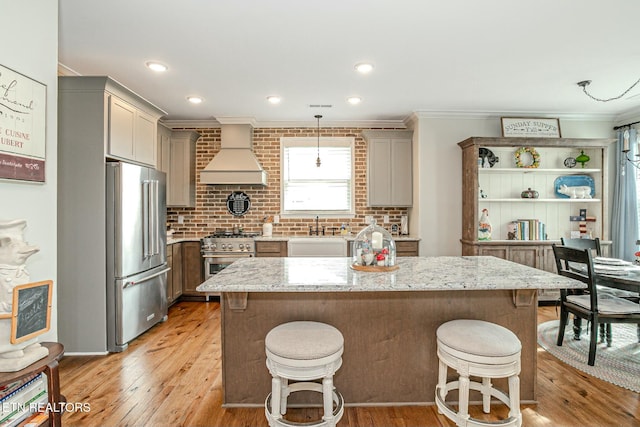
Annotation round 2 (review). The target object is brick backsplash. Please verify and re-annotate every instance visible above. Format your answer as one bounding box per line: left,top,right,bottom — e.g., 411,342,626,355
166,126,409,237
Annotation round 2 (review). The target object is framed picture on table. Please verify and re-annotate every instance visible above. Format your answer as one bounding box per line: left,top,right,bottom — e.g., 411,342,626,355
10,280,53,344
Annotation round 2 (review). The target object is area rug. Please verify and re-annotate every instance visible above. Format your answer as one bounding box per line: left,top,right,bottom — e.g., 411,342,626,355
537,320,640,393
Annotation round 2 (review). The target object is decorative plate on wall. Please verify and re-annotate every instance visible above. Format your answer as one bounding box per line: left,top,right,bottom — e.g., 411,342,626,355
554,175,595,198
226,191,251,216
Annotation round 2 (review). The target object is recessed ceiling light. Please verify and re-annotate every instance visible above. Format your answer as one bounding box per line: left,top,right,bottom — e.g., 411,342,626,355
347,96,362,105
145,61,168,72
267,95,281,104
187,96,204,104
354,63,374,74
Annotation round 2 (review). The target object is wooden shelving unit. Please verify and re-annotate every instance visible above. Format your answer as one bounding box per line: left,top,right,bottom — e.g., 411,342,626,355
459,136,615,302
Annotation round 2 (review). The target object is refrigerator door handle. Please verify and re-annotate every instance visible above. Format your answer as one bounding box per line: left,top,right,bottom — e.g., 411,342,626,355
123,267,171,288
153,179,160,256
149,179,156,256
142,180,151,258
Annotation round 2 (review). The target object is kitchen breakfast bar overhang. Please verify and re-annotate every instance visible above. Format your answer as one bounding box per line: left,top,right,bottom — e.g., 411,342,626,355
197,256,583,407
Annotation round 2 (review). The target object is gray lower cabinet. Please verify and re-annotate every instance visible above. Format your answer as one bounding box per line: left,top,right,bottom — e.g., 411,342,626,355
181,241,204,297
256,241,288,257
167,243,183,305
348,240,419,257
475,243,559,302
395,241,420,257
167,242,202,301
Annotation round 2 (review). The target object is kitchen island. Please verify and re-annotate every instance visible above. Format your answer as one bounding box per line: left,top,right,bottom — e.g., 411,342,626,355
197,256,583,407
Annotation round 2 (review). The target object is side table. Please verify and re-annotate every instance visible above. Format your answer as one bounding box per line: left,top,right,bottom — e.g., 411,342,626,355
0,342,65,427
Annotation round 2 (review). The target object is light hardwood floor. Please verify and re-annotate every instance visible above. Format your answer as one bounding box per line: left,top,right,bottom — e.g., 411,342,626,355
59,301,639,427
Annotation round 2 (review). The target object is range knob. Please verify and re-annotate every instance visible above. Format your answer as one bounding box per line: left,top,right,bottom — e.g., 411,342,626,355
221,243,227,250
239,243,245,250
212,243,217,250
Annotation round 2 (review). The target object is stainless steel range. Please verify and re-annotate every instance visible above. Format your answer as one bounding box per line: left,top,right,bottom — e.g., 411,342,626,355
201,232,257,282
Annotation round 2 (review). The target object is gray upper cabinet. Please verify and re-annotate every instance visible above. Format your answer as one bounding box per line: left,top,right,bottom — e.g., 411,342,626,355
157,124,172,174
108,90,159,166
158,128,200,207
363,130,413,207
59,76,166,168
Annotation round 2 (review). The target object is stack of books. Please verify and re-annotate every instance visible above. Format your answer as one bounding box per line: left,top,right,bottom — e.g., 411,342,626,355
0,373,48,427
507,219,547,241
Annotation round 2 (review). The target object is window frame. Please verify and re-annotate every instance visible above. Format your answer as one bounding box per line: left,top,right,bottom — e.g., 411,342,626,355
280,136,356,218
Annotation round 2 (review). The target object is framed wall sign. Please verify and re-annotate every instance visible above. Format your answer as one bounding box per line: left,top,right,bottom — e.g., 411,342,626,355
501,117,561,138
10,280,53,344
0,64,47,182
226,191,251,216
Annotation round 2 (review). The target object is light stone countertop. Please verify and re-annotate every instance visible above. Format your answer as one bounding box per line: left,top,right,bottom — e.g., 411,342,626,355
197,256,584,293
254,234,420,241
166,236,200,245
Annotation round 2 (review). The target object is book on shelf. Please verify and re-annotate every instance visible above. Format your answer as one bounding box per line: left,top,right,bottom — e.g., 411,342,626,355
0,373,48,427
507,219,547,241
0,374,40,401
20,410,48,427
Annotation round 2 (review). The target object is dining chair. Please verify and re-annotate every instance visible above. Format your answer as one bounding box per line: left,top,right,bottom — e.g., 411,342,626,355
560,237,602,256
552,244,640,366
560,237,608,342
560,237,640,345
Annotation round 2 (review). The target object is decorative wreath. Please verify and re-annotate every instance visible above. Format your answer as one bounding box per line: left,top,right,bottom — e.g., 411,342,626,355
515,147,540,168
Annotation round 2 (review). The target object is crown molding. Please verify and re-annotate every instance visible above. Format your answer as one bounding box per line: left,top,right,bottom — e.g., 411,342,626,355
256,119,407,128
160,118,407,129
613,107,640,126
160,119,220,129
214,116,258,126
57,62,81,76
160,110,626,131
410,109,618,121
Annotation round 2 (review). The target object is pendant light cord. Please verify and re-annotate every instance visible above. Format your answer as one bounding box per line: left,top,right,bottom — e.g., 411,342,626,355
315,114,322,167
578,78,640,102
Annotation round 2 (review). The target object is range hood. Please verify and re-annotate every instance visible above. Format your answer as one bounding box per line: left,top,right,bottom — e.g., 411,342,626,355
200,123,267,186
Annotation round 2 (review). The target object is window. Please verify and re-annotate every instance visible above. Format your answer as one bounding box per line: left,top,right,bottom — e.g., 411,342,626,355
281,137,354,216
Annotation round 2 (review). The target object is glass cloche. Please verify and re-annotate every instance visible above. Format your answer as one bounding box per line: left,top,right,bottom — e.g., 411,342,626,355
351,219,398,271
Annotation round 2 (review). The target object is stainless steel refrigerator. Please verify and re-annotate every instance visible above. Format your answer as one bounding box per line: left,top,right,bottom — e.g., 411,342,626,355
106,162,169,352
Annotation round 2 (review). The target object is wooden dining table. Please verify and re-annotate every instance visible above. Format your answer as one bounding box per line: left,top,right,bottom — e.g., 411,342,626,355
596,269,640,294
567,259,640,342
593,264,640,342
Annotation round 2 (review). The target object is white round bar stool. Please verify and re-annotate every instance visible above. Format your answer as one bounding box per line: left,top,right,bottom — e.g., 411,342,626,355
265,321,344,427
435,319,522,427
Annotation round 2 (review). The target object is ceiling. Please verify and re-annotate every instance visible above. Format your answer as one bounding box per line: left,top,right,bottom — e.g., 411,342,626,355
58,0,640,125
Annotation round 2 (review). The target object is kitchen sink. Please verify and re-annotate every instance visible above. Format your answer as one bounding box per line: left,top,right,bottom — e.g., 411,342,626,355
287,237,347,257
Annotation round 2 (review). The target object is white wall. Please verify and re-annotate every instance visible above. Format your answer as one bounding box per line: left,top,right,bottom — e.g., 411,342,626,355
0,0,58,341
412,114,615,256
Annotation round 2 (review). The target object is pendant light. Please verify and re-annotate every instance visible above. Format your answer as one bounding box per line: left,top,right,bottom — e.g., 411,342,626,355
315,114,322,167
